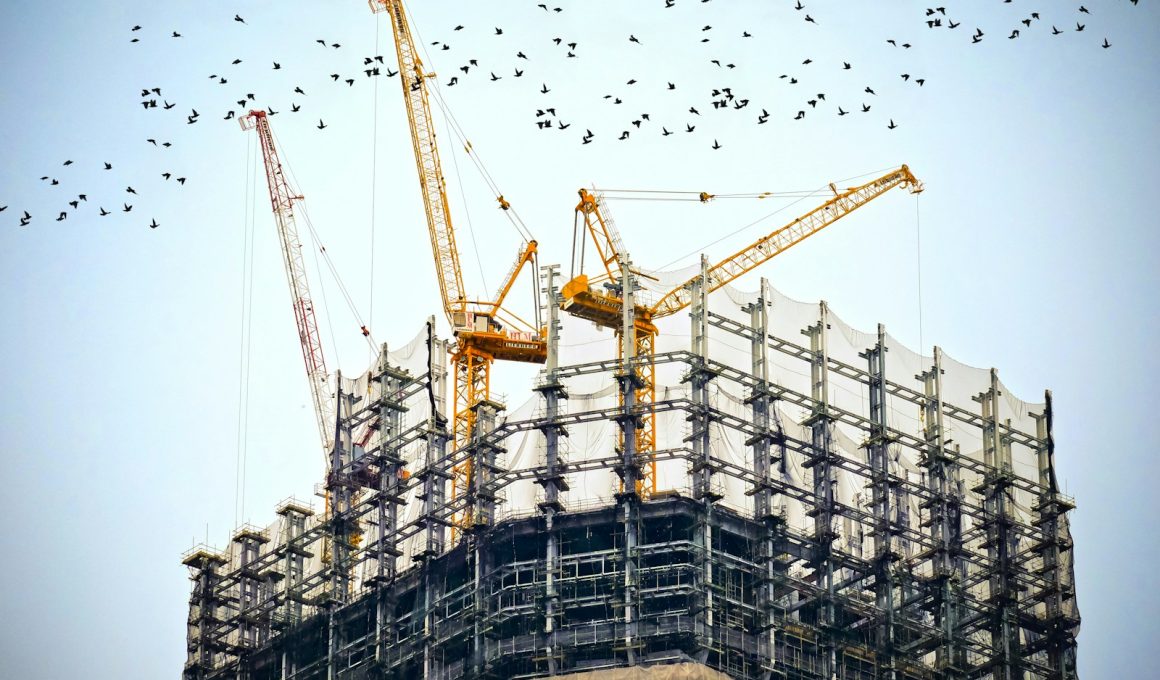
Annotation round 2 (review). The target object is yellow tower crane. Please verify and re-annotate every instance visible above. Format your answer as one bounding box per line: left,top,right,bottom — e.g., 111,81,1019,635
562,165,923,497
367,0,548,533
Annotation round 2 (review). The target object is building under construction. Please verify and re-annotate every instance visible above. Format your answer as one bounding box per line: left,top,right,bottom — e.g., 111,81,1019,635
184,3,1079,678
182,265,1081,680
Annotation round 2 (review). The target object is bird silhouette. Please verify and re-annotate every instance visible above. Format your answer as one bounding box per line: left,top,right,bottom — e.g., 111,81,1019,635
291,103,301,112
172,31,181,38
865,86,876,95
843,62,851,69
150,219,160,229
794,111,805,120
295,86,306,95
1076,23,1085,31
629,35,641,44
887,119,897,130
861,103,871,112
99,207,110,216
686,123,696,132
1102,37,1110,48
57,212,67,222
711,139,721,149
837,107,848,116
126,186,137,194
317,119,327,129
619,131,630,140
805,15,816,24
662,127,672,136
540,83,550,93
104,162,113,170
124,203,133,212
273,62,281,70
62,160,73,166
234,14,245,24
177,177,187,185
1079,5,1089,13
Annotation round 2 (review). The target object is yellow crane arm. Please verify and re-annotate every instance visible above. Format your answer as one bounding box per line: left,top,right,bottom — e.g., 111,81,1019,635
649,165,923,319
481,241,538,321
373,0,466,321
574,189,626,285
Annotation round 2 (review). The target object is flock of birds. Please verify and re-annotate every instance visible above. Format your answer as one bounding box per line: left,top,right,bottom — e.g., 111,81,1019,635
3,1,1137,229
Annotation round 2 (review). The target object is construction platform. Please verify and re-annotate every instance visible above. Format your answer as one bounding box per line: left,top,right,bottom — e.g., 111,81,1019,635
183,267,1080,679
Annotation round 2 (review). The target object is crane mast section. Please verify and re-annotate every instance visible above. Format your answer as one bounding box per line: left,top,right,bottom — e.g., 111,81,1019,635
250,112,335,451
381,0,466,320
650,166,922,318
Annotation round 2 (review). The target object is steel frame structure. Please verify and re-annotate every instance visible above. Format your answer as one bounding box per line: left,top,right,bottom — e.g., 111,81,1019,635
184,269,1079,680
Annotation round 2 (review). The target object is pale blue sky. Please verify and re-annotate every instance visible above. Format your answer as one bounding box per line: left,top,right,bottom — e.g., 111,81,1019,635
0,1,1156,677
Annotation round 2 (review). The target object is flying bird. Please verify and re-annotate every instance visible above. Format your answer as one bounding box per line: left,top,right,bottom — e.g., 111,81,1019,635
234,14,245,24
123,203,133,212
317,119,327,129
711,139,721,150
126,186,137,194
99,207,110,216
150,219,160,229
629,35,641,44
887,119,897,130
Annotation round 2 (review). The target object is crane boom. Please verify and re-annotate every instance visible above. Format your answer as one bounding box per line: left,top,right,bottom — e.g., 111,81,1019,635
650,165,923,318
240,110,335,452
376,0,465,322
561,165,922,498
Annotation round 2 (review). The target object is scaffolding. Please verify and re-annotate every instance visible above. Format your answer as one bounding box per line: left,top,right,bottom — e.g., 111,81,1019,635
184,266,1079,680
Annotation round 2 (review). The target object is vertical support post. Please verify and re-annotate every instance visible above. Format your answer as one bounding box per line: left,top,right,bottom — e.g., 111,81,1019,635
687,256,719,654
802,302,837,677
974,369,1022,680
745,278,784,672
918,348,966,677
183,550,228,680
417,318,449,680
275,500,312,678
467,401,501,676
614,256,641,666
535,265,568,676
862,324,898,679
1031,391,1080,679
371,342,408,664
327,371,355,680
234,527,271,675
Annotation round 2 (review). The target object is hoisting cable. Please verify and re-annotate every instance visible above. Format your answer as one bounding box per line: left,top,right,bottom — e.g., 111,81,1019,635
274,130,379,354
651,165,907,271
448,123,490,299
234,133,259,527
916,192,924,355
368,10,382,362
405,5,535,244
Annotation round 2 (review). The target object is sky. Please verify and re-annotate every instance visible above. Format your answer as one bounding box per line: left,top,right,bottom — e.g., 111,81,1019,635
0,1,1156,677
